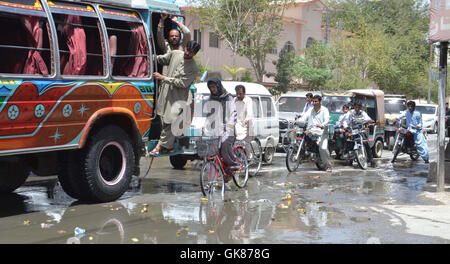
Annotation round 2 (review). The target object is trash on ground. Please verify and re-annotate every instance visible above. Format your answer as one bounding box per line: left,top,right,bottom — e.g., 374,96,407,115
74,227,86,236
40,223,53,229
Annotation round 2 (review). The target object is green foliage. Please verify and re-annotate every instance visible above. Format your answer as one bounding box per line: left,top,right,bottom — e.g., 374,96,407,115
323,0,432,98
267,48,296,95
194,55,213,82
239,70,256,83
293,42,333,90
222,64,245,80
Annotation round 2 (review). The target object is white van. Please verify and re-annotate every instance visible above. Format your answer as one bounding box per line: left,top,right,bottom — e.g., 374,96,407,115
169,81,279,169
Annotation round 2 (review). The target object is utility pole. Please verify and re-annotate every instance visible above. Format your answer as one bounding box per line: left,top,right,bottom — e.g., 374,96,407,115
428,43,433,104
313,8,343,44
437,41,448,192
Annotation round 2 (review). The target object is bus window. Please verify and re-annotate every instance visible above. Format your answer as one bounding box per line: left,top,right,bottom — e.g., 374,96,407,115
101,7,150,78
0,0,51,76
49,1,104,76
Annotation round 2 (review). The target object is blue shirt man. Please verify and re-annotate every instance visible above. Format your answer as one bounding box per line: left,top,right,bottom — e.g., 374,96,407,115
393,101,429,163
302,93,313,114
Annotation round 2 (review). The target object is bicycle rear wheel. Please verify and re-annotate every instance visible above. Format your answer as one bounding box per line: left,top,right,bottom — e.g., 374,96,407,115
282,130,295,153
200,160,224,197
248,139,262,177
232,146,249,188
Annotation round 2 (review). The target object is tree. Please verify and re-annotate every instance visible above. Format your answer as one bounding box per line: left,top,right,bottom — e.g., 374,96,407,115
267,47,296,95
323,0,431,97
187,0,256,66
294,41,333,90
187,0,293,83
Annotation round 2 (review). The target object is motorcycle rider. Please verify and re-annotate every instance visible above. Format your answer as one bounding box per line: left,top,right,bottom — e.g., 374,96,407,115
392,100,429,163
347,101,376,168
336,104,351,159
295,94,332,172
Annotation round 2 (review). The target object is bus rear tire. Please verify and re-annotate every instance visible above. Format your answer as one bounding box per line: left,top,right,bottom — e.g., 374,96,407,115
0,161,30,194
170,155,187,169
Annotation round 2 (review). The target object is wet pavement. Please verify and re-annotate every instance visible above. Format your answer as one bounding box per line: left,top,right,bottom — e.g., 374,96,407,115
0,134,449,244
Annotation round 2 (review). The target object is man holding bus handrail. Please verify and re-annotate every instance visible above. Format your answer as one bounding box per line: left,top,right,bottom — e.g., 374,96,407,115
157,11,191,54
150,40,200,155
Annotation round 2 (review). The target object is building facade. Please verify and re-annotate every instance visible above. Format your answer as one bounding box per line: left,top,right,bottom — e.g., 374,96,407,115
181,0,327,86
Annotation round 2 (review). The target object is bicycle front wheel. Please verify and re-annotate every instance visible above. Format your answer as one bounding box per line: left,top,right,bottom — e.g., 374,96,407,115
200,160,224,197
248,139,263,177
232,146,249,188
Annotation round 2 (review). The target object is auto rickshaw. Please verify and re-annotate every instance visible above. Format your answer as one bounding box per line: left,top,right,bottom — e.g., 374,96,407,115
348,89,385,158
322,91,353,159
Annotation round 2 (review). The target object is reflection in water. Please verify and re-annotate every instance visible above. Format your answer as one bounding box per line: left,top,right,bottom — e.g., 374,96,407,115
0,180,74,218
159,196,277,244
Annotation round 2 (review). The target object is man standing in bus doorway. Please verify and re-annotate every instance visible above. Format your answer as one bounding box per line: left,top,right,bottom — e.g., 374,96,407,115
157,11,191,54
150,40,200,155
235,85,254,156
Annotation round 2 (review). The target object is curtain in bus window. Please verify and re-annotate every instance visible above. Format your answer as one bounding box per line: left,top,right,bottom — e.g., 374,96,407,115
22,16,49,75
62,15,87,75
123,22,148,77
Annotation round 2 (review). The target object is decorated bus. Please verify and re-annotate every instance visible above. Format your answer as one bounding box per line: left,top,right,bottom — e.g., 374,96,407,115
0,0,181,202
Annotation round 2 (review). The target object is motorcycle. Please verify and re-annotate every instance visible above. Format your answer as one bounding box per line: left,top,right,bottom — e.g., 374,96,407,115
391,119,420,163
340,121,371,170
285,123,327,172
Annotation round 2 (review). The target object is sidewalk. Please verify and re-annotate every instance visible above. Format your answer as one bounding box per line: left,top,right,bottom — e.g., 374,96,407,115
379,187,450,241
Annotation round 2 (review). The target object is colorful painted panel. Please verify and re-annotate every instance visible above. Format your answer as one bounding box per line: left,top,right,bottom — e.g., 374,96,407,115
0,79,154,153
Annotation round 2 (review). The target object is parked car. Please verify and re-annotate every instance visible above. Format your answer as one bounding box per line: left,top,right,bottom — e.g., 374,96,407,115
173,81,279,168
415,103,438,134
275,91,321,150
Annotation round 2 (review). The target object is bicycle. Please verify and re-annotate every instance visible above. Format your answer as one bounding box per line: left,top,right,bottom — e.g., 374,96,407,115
234,138,262,177
196,137,249,197
281,114,301,153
